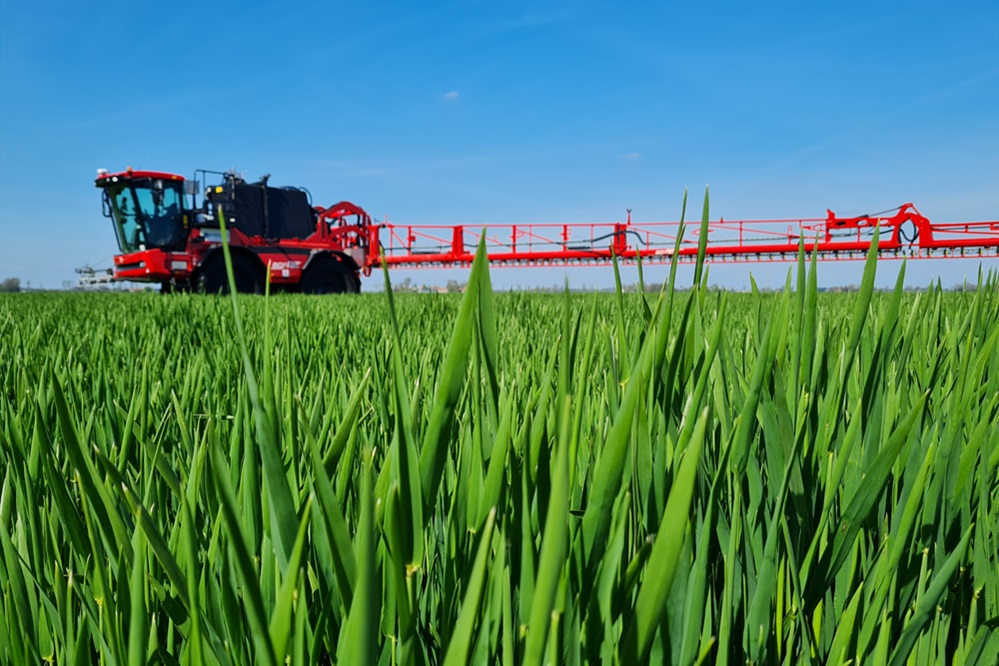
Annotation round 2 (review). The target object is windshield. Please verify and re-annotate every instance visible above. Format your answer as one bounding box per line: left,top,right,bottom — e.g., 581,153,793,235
104,179,186,253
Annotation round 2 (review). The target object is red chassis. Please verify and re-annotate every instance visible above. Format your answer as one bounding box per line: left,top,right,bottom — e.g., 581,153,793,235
110,203,377,285
97,169,379,293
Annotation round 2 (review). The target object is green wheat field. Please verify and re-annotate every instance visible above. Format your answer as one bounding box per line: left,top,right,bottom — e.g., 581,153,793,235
2,213,998,664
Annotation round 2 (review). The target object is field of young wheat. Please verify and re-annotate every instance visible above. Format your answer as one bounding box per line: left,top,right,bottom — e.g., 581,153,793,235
2,227,998,664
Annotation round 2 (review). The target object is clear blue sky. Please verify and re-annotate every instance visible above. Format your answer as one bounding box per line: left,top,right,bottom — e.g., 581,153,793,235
1,1,997,290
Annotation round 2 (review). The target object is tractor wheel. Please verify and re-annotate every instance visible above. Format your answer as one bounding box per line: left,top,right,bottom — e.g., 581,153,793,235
301,257,359,294
197,254,262,294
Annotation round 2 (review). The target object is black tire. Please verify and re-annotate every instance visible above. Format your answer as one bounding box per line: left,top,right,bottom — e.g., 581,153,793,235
196,254,263,294
300,257,359,294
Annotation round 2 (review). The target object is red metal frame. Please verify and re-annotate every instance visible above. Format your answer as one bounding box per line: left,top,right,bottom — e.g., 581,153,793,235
111,218,377,284
374,203,999,269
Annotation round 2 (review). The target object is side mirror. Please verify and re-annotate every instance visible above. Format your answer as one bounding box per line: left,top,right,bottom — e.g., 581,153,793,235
152,179,165,208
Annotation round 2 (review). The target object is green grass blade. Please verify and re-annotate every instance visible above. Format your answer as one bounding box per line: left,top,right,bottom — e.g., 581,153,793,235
209,445,278,666
419,236,487,512
692,187,711,287
621,407,707,664
343,450,379,665
523,396,572,666
826,582,863,665
887,523,975,666
443,508,497,666
811,391,928,605
269,496,313,661
127,522,148,666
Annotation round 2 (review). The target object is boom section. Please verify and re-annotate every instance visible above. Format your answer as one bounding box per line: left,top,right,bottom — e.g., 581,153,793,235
376,203,999,268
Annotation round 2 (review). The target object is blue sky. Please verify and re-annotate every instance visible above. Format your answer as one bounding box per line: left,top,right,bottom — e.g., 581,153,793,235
1,0,997,290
